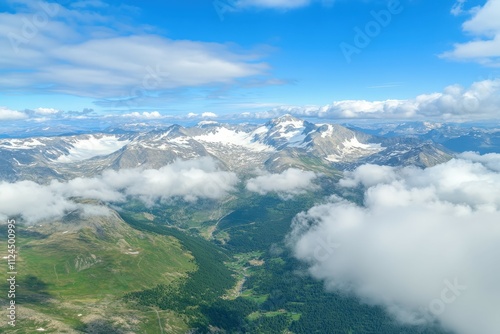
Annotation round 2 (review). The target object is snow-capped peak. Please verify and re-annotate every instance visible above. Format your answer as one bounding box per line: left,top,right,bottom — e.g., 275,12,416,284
268,114,304,127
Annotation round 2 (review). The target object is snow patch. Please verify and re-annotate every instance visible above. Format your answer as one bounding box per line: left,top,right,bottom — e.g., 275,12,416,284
287,132,307,147
325,154,341,162
272,120,305,139
325,136,383,162
168,136,191,146
56,136,130,163
0,138,46,150
194,128,274,152
342,136,380,150
321,124,334,138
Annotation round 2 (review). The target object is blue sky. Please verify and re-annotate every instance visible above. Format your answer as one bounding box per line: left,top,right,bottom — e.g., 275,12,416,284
0,0,500,122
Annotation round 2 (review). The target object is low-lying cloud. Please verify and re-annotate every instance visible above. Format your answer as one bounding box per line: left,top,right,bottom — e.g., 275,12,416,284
0,158,238,224
288,153,500,334
246,168,318,198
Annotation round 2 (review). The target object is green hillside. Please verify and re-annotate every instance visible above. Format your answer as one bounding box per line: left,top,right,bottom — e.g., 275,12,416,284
0,209,196,333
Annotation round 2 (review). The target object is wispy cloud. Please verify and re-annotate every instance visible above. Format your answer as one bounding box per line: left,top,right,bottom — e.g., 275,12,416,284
0,1,270,100
70,0,109,9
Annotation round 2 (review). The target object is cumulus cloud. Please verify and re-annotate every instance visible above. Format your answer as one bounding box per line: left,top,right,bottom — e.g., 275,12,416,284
123,111,163,119
442,0,500,66
288,154,500,334
34,107,60,115
458,151,500,172
201,112,218,118
246,168,318,198
338,164,396,188
243,79,500,120
0,180,82,224
0,1,269,99
0,106,27,120
0,158,238,223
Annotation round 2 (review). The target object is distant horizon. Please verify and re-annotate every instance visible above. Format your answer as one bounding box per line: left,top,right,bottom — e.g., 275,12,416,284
1,112,500,140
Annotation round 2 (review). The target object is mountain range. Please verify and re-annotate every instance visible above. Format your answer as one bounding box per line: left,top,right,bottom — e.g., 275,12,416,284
0,115,454,183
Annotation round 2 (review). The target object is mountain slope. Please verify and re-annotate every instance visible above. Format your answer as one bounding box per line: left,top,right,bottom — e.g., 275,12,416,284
0,204,196,333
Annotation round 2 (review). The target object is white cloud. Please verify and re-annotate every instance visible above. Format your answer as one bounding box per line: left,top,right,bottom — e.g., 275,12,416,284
0,180,82,223
338,164,396,188
123,111,163,119
34,107,60,115
0,158,238,223
93,158,238,203
461,0,500,37
201,112,218,118
236,0,312,9
458,151,500,172
246,168,318,197
0,2,269,99
289,154,500,334
0,106,27,120
442,0,500,66
56,135,130,163
245,79,500,120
